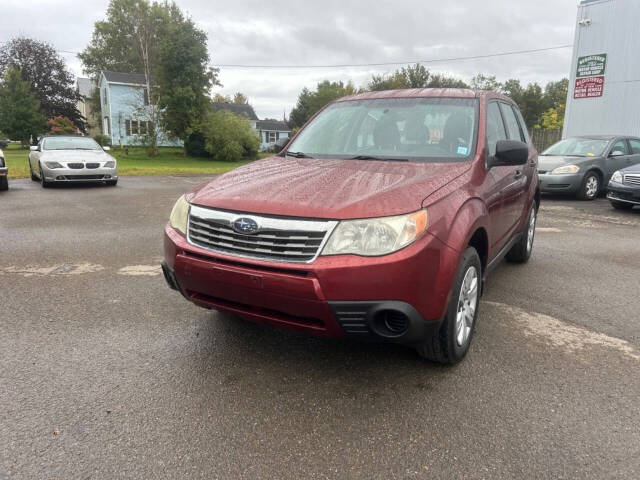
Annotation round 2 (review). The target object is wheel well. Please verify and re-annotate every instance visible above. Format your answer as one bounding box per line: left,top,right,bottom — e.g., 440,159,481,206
586,168,603,183
468,228,488,272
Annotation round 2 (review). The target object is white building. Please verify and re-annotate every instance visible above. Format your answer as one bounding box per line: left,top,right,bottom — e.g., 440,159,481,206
563,0,640,138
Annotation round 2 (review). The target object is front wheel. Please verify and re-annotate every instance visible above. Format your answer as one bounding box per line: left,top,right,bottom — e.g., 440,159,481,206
506,204,537,263
0,176,8,191
416,247,481,364
578,172,600,200
39,165,50,188
29,161,38,181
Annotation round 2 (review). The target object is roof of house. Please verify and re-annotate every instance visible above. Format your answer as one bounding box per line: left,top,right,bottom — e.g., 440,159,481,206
77,78,96,98
212,102,258,121
102,71,149,85
256,119,290,132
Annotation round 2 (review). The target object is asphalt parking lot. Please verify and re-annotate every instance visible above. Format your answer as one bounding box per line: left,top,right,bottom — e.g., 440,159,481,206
1,176,639,479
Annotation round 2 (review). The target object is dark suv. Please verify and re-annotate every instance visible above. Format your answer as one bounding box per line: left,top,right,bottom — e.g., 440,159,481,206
162,89,539,364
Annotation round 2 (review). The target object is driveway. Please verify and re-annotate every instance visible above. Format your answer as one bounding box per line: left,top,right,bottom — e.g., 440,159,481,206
1,177,639,479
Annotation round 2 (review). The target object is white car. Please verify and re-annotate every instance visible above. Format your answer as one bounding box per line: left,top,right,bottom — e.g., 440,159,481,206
28,136,118,187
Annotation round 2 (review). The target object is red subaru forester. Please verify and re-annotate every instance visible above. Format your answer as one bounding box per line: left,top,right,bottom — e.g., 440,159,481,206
163,89,539,363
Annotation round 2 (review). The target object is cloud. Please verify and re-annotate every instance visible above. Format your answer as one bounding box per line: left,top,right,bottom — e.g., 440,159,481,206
1,0,578,119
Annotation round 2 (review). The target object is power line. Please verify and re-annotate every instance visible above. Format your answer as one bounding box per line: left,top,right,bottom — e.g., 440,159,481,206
212,45,574,69
57,44,573,69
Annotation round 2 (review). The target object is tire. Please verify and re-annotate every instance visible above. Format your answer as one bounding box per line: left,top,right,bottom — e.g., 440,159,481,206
106,179,118,186
506,203,537,264
29,161,38,181
39,164,50,188
416,247,481,364
577,172,600,200
609,200,633,210
0,175,7,191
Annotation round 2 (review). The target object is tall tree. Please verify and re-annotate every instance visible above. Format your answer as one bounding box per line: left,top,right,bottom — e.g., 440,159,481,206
0,37,85,132
79,0,217,152
470,74,502,91
0,67,45,146
368,64,468,91
233,93,248,104
289,80,356,129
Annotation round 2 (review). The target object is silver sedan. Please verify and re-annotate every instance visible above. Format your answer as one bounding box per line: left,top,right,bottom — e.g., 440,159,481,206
28,136,118,187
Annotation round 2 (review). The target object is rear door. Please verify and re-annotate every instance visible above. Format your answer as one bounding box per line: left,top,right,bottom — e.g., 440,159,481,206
626,138,640,168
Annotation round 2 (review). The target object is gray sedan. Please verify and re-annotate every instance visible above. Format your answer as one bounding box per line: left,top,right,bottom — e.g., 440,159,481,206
538,135,640,200
28,136,118,188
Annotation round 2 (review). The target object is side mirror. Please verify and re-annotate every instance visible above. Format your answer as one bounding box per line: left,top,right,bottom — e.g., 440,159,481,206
103,146,111,151
30,146,39,152
274,137,290,154
609,150,624,157
488,140,529,168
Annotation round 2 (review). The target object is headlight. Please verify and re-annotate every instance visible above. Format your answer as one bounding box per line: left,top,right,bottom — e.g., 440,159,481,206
551,165,579,174
44,161,63,169
169,195,190,235
321,210,428,257
611,170,623,184
104,161,116,168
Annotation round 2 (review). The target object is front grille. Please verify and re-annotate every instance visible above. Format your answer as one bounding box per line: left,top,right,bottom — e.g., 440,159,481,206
187,205,336,263
67,163,84,169
86,163,100,169
623,173,640,186
62,174,105,180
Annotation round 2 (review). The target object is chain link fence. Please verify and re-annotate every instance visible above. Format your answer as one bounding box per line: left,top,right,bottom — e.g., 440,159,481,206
531,129,562,153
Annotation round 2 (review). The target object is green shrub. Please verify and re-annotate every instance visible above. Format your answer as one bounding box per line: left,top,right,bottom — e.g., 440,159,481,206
185,131,209,158
201,111,260,162
93,134,112,146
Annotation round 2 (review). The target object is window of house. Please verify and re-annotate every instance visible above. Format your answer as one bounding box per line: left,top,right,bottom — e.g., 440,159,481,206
103,116,110,136
126,119,152,136
143,88,149,106
266,131,277,143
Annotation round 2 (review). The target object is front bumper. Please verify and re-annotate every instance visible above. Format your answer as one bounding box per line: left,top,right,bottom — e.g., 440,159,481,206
41,165,118,182
163,224,458,344
538,172,582,194
607,181,640,205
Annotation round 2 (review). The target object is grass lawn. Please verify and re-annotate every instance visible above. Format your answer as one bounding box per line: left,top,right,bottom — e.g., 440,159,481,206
2,143,268,179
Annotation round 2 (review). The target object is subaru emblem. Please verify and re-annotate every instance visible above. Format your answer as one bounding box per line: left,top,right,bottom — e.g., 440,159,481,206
232,217,259,234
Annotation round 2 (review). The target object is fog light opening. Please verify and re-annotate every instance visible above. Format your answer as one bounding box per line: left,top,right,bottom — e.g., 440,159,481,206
372,309,410,337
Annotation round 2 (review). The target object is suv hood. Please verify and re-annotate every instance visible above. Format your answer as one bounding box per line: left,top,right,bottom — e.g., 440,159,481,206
188,156,470,219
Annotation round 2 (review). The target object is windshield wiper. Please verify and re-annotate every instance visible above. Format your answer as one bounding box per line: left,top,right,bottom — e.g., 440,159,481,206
350,155,408,162
285,151,313,158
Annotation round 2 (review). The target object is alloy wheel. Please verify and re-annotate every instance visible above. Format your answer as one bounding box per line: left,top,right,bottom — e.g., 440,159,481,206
585,175,599,198
526,207,537,254
455,266,478,347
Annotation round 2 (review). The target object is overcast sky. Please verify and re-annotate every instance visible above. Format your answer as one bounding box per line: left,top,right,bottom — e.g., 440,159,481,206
2,0,579,119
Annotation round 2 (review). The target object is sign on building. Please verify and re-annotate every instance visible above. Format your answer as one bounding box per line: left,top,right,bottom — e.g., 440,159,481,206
576,54,607,78
574,76,605,99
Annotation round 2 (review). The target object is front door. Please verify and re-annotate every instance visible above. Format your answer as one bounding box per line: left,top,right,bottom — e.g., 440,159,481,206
607,138,632,181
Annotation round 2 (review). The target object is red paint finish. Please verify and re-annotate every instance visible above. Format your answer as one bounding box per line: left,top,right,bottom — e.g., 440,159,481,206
165,89,539,340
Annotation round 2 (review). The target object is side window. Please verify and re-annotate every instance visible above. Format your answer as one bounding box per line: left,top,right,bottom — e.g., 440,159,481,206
610,139,629,156
628,139,640,154
486,102,507,157
500,103,524,142
512,106,530,143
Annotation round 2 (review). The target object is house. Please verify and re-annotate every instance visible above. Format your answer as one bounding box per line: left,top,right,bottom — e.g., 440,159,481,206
98,71,182,147
211,102,291,150
76,78,100,136
255,119,291,150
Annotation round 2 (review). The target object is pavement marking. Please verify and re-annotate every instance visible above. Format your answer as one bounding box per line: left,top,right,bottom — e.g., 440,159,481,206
484,301,640,361
0,263,105,277
116,265,162,276
536,227,563,233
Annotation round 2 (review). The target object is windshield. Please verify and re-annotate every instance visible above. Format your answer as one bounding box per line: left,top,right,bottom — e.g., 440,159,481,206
286,97,478,162
43,137,102,151
542,138,608,157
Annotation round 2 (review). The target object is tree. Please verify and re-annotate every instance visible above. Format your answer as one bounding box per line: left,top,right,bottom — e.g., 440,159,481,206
233,93,248,104
368,64,469,91
289,80,356,129
79,0,218,153
212,93,232,103
536,107,563,131
0,37,85,132
0,67,45,146
47,116,77,135
201,110,260,162
470,74,502,91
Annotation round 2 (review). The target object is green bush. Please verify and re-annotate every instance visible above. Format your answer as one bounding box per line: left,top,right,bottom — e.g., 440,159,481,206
184,131,209,158
93,134,112,146
201,111,260,162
